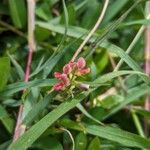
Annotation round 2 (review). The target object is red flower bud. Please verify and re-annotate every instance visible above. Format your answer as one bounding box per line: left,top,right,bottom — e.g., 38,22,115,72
63,64,72,74
76,68,90,76
60,73,70,86
53,82,64,91
69,61,77,69
54,72,62,79
77,57,86,69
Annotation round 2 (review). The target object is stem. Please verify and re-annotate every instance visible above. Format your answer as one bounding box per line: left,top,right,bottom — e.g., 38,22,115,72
108,54,127,94
114,14,150,71
144,1,150,136
13,0,35,142
71,0,109,61
60,127,75,150
131,109,145,137
0,20,26,38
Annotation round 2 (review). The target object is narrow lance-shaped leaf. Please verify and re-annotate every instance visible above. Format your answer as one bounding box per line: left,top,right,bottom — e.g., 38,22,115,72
0,79,57,97
86,125,150,149
0,57,10,91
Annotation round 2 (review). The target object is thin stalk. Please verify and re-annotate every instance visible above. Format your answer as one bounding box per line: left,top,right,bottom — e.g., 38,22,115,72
71,0,109,61
144,1,150,136
131,109,145,138
0,20,26,38
114,14,150,71
13,0,36,141
108,54,127,94
60,127,75,150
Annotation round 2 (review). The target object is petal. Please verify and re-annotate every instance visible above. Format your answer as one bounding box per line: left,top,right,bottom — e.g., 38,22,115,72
76,68,90,76
60,74,70,85
53,82,64,91
63,64,72,74
77,57,86,69
54,72,62,79
69,61,77,69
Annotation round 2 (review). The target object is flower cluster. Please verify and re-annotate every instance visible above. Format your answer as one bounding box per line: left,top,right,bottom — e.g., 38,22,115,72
53,57,90,91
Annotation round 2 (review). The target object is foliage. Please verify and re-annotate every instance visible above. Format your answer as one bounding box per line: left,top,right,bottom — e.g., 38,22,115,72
0,0,150,150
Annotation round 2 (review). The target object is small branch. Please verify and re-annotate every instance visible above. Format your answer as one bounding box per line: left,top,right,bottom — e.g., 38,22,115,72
71,0,109,61
13,0,36,142
0,20,26,38
114,14,150,71
60,127,75,150
131,109,145,138
108,54,127,94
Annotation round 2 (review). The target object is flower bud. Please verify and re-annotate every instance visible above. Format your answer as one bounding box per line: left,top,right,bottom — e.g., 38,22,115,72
53,82,64,91
54,72,62,79
63,64,72,74
77,57,86,69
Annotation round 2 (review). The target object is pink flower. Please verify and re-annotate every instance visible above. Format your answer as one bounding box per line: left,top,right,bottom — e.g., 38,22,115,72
53,57,90,91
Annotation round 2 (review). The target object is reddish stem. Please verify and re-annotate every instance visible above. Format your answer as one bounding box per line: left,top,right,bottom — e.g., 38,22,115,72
24,47,33,82
13,0,35,142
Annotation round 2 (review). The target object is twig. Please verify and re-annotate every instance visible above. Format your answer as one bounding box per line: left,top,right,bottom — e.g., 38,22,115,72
71,0,109,61
13,0,36,141
108,54,127,94
144,1,150,136
114,14,150,71
0,20,26,38
131,109,145,137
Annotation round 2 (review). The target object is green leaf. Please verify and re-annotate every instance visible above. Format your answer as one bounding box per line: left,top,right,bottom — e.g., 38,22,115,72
8,91,90,150
8,0,27,28
7,70,146,149
75,132,87,150
23,92,56,126
134,108,150,120
33,137,63,150
0,105,14,133
7,52,24,80
36,21,122,57
123,19,150,26
103,0,130,23
59,118,86,132
86,125,150,149
103,84,150,120
76,103,103,125
87,137,101,150
0,79,57,97
0,57,10,91
88,70,146,86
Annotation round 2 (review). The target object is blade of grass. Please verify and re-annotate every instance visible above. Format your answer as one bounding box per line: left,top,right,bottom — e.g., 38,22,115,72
102,84,150,120
7,52,24,80
0,79,57,97
86,125,150,149
76,103,104,125
8,91,91,150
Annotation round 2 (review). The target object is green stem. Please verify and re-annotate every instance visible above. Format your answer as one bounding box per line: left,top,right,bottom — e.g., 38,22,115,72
131,109,145,138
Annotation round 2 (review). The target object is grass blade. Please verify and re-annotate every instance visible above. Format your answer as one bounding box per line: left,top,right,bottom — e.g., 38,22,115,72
86,125,150,149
